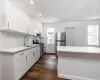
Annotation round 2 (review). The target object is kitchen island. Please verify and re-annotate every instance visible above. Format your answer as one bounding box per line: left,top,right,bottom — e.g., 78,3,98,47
57,46,100,80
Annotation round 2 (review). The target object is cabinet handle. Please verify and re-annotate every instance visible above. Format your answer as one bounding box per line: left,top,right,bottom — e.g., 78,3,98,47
8,22,9,28
26,56,27,61
20,53,24,55
33,52,35,56
27,28,29,34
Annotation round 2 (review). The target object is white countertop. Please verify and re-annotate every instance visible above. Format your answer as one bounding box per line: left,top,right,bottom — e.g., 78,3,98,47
57,46,100,54
0,44,41,53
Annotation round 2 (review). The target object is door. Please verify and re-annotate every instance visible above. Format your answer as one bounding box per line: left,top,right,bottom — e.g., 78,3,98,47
66,27,74,46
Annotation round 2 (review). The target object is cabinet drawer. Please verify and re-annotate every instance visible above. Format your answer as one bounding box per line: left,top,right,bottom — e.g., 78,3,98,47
25,48,35,55
14,51,25,60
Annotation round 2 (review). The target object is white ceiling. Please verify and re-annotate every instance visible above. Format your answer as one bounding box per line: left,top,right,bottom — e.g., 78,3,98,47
9,0,100,23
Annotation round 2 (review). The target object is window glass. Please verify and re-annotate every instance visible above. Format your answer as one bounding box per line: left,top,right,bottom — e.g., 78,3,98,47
47,28,55,44
88,25,98,45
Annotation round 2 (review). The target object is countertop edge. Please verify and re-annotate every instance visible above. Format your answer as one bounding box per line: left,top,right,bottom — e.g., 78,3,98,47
0,44,41,54
57,46,100,54
57,50,100,54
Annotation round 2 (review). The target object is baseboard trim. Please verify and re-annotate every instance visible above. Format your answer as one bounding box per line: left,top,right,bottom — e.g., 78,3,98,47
58,74,95,80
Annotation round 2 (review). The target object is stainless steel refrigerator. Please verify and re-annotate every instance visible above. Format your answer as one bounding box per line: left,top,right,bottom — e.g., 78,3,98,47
55,32,66,46
55,32,66,53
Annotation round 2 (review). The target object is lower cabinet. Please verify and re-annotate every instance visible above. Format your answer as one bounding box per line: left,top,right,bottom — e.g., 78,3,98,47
2,46,40,80
34,46,40,61
26,50,35,70
15,56,26,80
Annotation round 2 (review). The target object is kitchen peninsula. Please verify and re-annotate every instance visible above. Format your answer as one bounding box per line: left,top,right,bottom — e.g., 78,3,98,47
57,46,100,80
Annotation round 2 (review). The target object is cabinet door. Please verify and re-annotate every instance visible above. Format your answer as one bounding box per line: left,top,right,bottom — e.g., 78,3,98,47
34,46,40,61
15,56,26,80
28,21,34,35
27,49,36,70
38,21,43,37
7,3,28,33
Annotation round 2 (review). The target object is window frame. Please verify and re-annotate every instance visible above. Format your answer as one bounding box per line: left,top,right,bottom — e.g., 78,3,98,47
87,25,99,46
47,28,55,44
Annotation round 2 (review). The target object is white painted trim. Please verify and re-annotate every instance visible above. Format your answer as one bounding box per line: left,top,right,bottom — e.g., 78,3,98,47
58,74,95,80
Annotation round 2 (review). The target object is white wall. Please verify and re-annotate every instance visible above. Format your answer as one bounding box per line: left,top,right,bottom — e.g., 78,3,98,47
0,32,25,49
43,20,100,53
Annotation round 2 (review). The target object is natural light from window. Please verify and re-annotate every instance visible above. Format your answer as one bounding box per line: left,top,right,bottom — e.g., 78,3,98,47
47,28,55,44
88,25,99,45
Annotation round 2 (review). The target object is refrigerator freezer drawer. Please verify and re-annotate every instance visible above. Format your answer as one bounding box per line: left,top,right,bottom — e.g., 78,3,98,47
56,42,66,46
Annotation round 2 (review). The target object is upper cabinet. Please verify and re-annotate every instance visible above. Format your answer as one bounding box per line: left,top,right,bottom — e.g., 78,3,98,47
7,3,29,34
37,21,43,36
33,20,43,37
0,0,6,28
28,20,36,35
0,1,43,36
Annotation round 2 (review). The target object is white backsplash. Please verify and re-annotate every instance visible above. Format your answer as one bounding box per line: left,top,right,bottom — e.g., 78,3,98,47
0,32,25,49
27,36,42,45
27,36,34,46
0,31,41,49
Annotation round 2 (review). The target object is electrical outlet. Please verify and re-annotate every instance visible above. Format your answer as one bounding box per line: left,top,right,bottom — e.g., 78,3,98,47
5,33,8,37
2,32,8,37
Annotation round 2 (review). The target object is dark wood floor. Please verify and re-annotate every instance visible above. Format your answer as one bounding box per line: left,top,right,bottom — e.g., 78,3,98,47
21,54,69,80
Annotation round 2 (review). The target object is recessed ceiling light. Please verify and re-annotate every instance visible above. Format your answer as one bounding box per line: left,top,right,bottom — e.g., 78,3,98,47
43,20,46,22
39,13,42,16
30,0,34,5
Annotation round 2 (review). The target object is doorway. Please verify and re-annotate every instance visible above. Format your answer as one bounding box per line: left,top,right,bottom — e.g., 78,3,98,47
66,27,74,46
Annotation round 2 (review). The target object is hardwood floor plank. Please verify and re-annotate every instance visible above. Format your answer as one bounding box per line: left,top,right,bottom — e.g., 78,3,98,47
21,54,70,80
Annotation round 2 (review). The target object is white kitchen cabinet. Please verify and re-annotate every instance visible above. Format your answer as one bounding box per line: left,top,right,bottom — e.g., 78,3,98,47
28,20,43,37
28,21,35,35
15,56,26,80
38,21,43,37
26,46,40,70
34,46,40,61
27,52,34,70
2,45,41,80
32,20,43,36
6,3,43,36
7,3,28,34
26,48,35,70
2,51,27,80
0,2,43,36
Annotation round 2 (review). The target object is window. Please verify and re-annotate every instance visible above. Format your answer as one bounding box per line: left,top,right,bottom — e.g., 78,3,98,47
47,28,55,44
88,25,98,45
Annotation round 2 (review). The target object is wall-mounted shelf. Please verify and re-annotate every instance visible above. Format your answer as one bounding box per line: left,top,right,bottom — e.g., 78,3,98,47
0,27,33,36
